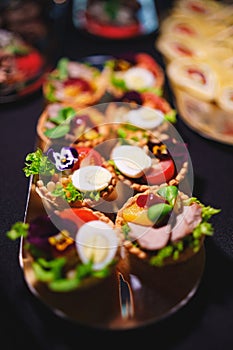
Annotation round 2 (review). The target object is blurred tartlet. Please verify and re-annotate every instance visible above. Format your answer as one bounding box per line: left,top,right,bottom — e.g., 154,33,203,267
105,98,176,147
42,57,107,108
103,52,164,98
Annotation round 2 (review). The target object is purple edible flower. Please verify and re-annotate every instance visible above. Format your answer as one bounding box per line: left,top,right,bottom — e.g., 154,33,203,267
27,215,60,252
47,146,78,171
27,214,77,253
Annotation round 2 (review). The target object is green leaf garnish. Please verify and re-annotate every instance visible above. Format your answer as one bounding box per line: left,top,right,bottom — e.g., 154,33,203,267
201,206,221,221
111,76,127,89
150,245,173,266
164,109,177,124
44,124,70,139
122,223,130,239
157,185,178,206
44,107,77,139
23,148,56,177
193,222,214,238
32,257,66,282
49,278,80,292
56,57,69,80
52,182,84,203
6,222,29,240
7,44,29,55
140,87,163,96
44,82,56,102
49,106,76,124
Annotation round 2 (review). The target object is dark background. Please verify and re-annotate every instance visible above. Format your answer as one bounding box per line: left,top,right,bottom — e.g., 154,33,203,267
0,1,233,348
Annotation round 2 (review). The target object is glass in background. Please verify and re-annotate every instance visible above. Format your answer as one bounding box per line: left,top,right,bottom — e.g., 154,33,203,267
72,0,159,39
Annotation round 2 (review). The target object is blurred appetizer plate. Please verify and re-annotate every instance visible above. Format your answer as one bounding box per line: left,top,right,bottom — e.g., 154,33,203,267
42,55,113,108
155,0,233,145
0,29,49,103
18,175,205,330
0,68,48,104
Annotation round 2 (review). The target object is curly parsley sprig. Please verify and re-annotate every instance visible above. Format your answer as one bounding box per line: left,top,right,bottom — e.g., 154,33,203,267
23,148,56,177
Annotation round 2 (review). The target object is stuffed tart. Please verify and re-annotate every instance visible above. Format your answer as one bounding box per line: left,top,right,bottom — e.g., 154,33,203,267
115,184,220,267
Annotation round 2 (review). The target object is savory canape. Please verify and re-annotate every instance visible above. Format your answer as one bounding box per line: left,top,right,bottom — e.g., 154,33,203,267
105,99,176,148
42,57,107,107
109,137,189,193
23,145,118,211
103,52,164,98
6,207,123,323
36,102,109,150
115,184,220,268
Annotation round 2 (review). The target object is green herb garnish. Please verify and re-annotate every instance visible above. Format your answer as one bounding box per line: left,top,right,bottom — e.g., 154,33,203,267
44,106,76,139
6,222,29,240
23,148,56,177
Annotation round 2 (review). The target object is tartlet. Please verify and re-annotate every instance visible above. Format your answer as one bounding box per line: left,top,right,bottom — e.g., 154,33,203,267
23,145,118,212
6,207,123,323
103,52,165,98
115,185,220,268
105,99,176,148
108,136,189,193
36,102,110,150
42,57,107,107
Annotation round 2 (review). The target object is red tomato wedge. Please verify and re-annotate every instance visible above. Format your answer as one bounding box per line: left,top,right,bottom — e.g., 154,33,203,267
58,208,98,228
142,92,172,113
15,51,44,78
72,146,103,170
136,53,164,87
143,159,175,185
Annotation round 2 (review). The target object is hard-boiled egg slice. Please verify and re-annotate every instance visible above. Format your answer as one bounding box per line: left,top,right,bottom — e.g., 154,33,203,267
76,220,119,270
124,67,155,90
72,165,112,192
124,107,164,129
111,145,152,178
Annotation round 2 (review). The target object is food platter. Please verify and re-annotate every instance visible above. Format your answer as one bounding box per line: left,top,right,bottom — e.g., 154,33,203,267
8,52,218,331
19,175,205,330
155,0,233,146
172,88,233,146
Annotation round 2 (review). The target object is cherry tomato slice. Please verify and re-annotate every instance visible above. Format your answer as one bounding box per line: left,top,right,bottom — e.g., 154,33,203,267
142,92,172,113
72,146,103,170
59,208,98,228
143,159,175,185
